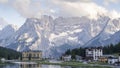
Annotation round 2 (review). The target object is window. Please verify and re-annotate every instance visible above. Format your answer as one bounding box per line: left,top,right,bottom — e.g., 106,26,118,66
38,54,39,57
22,54,24,57
33,54,36,57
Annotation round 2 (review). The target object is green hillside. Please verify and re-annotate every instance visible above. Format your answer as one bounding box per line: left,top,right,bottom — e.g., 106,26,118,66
0,46,21,60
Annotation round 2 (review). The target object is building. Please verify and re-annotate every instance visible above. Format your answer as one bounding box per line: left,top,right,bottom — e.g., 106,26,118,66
98,55,114,63
108,56,118,64
118,54,120,62
98,55,110,63
85,47,103,61
22,50,42,61
62,55,71,61
1,58,5,63
75,55,82,61
99,56,108,63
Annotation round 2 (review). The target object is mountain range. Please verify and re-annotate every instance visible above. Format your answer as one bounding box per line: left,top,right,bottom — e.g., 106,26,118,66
0,15,120,58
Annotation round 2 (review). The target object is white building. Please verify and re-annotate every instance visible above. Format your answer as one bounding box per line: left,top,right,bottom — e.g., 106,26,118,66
108,56,118,64
62,55,71,61
1,58,5,63
118,54,120,62
76,55,82,61
86,47,103,61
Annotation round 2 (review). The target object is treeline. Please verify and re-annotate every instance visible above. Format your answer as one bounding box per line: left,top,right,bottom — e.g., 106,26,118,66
0,46,22,60
64,42,120,59
103,43,120,54
64,48,85,59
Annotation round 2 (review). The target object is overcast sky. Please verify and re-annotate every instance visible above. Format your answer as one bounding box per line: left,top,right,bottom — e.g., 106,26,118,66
0,0,120,27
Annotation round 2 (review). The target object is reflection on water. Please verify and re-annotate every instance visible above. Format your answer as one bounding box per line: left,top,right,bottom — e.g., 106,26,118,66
0,64,19,68
20,64,42,68
0,64,73,68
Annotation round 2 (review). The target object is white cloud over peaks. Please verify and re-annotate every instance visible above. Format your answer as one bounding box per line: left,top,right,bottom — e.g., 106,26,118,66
47,0,108,19
104,0,120,6
48,0,120,19
0,18,8,30
109,10,120,19
0,0,8,4
2,0,120,19
11,0,42,18
61,0,93,2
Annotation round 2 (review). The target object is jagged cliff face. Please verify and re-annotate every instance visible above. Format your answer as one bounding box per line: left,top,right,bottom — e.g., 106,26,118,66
1,15,120,57
0,25,18,47
6,16,53,52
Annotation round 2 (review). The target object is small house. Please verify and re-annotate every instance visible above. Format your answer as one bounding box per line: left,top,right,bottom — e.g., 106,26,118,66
98,55,114,63
99,56,108,63
108,56,118,64
76,55,82,61
62,55,71,61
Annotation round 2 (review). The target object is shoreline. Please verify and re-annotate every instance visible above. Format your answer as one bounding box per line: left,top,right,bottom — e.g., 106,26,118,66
0,60,113,68
36,61,113,68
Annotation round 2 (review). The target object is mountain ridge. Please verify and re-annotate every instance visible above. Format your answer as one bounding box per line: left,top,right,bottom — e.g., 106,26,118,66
0,15,120,58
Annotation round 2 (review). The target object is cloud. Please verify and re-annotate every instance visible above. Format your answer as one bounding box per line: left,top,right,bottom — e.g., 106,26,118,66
61,0,93,2
104,0,120,6
12,0,31,17
1,0,120,19
44,0,108,19
0,0,8,4
0,17,8,30
0,18,8,25
44,0,120,19
109,10,120,19
11,0,43,18
11,0,55,18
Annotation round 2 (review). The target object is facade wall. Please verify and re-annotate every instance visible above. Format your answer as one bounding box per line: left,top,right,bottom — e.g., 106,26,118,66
119,56,120,62
22,51,42,61
62,55,71,61
108,59,118,64
98,57,108,63
86,48,103,61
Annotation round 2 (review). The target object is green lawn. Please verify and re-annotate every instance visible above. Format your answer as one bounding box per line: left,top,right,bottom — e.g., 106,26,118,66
37,61,112,68
0,61,4,65
88,61,108,65
0,60,8,65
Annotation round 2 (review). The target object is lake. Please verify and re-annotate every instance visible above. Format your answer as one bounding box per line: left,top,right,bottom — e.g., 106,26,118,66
0,63,82,68
0,63,118,68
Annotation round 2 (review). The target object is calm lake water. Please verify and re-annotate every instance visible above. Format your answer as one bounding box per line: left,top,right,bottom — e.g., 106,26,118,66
0,63,118,68
0,64,81,68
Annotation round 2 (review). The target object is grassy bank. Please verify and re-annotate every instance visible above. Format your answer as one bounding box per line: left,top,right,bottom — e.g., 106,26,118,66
0,60,9,65
37,61,112,68
0,61,4,65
